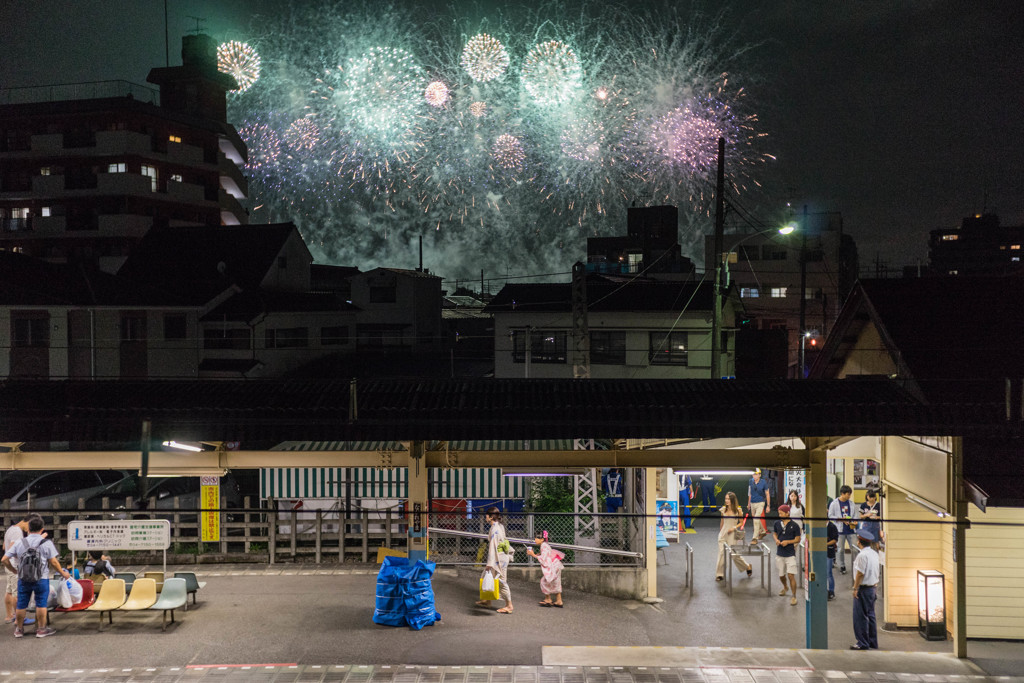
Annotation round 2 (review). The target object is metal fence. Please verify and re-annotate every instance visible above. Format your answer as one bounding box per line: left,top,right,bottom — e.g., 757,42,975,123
2,500,647,567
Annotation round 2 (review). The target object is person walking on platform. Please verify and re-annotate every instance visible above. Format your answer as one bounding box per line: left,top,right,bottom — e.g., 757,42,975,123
476,507,514,614
747,469,771,541
4,515,35,627
527,530,564,607
698,475,718,514
828,485,858,574
716,492,753,581
773,504,801,605
851,528,881,650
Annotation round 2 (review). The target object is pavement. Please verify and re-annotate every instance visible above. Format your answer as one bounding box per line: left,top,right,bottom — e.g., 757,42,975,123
0,515,1021,681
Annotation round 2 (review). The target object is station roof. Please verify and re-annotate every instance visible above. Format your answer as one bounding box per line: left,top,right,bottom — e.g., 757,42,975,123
1,377,1019,449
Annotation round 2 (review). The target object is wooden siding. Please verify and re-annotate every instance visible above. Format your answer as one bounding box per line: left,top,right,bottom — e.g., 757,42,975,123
963,504,1024,639
883,487,944,628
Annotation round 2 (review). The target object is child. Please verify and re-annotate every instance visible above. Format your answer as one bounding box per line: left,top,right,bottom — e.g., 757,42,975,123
526,530,564,607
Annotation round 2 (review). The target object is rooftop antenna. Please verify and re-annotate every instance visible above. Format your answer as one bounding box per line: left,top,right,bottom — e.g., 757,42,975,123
164,0,169,66
187,15,206,35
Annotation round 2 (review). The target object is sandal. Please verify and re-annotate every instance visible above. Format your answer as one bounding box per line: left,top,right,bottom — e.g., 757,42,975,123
715,576,723,582
539,601,553,607
746,568,753,577
497,607,513,614
553,603,563,608
475,601,490,607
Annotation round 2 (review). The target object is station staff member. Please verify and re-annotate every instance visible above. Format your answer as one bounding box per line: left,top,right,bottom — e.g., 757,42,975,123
850,527,881,650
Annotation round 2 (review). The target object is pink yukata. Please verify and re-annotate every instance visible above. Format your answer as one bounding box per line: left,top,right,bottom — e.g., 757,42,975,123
536,541,565,595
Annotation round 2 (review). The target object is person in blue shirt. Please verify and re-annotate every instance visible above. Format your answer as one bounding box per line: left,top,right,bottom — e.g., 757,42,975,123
858,489,884,549
827,485,859,573
773,504,801,605
747,469,771,541
678,474,694,529
827,520,839,600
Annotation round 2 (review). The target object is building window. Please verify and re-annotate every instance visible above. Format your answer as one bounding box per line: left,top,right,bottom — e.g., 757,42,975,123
512,330,567,364
169,135,182,143
764,246,787,260
321,326,349,346
170,173,183,183
770,287,788,298
266,327,309,349
740,287,759,298
120,313,146,342
12,315,49,348
203,328,251,350
40,207,51,217
590,331,626,364
649,331,687,365
1012,244,1021,250
356,324,408,349
941,234,959,241
39,167,51,176
369,285,397,303
140,164,158,191
163,314,187,341
108,163,126,173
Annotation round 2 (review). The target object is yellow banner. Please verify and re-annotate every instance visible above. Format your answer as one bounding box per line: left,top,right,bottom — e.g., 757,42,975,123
201,476,220,543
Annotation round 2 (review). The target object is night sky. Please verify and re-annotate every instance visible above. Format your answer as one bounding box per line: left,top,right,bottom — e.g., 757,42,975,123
2,0,1021,274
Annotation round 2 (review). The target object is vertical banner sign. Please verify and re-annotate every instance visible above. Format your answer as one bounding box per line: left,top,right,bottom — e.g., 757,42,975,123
201,475,220,543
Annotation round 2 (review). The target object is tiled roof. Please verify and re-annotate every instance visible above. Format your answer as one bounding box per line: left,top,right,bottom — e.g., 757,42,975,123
0,251,190,306
117,223,300,303
484,276,714,313
1,377,1017,448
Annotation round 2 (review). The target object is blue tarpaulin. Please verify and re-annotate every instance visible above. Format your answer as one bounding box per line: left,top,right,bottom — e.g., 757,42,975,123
373,556,441,630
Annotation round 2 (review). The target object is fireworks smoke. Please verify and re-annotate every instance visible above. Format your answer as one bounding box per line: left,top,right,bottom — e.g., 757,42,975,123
230,1,769,281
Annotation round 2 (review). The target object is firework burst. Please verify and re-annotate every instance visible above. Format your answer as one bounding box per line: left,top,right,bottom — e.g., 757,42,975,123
218,41,261,92
461,34,510,82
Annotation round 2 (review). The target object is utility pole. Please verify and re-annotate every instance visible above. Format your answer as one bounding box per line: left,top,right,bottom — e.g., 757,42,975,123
571,261,591,379
710,137,726,379
798,204,808,378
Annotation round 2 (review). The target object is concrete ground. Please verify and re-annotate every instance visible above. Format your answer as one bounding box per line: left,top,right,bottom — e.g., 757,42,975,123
0,515,1019,679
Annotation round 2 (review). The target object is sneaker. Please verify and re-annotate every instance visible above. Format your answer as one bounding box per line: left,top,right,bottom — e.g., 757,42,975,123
3,617,13,624
828,592,836,601
779,587,789,596
839,567,847,575
35,627,56,638
13,627,24,638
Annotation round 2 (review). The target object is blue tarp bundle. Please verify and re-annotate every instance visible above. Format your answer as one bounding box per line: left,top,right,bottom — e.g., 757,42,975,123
373,556,441,630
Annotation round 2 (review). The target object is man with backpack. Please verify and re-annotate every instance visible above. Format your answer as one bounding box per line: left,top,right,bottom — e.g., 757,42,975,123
1,514,70,638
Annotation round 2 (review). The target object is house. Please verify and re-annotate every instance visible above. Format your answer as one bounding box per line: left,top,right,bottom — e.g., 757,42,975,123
348,267,443,353
929,213,1024,276
485,273,741,379
0,34,248,274
809,275,1024,640
0,223,358,380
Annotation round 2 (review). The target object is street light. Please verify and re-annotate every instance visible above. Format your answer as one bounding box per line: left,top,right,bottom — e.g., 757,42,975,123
710,225,798,378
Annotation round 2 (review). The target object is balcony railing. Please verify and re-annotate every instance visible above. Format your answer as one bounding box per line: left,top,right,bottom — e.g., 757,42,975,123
1,218,32,233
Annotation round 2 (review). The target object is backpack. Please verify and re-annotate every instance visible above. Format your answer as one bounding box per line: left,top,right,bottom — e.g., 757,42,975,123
17,538,47,583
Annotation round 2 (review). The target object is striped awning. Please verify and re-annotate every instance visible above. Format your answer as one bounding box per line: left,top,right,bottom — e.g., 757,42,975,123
260,439,602,500
260,467,524,500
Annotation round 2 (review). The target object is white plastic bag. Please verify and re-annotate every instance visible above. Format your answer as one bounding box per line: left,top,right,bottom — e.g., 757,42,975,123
65,578,83,605
56,578,73,608
481,570,495,593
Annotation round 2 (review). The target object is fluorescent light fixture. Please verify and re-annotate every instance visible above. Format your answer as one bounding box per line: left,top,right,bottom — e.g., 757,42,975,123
673,469,756,476
144,467,227,477
906,493,949,518
502,467,588,477
162,440,203,452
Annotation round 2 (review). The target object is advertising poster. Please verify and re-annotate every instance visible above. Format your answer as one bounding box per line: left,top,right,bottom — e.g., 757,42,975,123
656,498,679,538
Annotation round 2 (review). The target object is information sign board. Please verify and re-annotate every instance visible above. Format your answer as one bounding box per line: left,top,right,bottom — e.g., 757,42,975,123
201,476,220,543
66,520,171,552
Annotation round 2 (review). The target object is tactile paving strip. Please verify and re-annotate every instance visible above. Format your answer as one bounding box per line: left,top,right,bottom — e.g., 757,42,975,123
0,665,1020,683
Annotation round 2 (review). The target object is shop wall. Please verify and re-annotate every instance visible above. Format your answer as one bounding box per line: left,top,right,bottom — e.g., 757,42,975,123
963,504,1024,639
883,487,944,627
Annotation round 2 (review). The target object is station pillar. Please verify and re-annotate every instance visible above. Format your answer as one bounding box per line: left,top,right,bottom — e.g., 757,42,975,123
407,441,429,562
805,439,829,648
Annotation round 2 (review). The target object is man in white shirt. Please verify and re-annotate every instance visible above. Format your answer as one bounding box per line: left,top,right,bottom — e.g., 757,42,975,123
827,485,859,574
2,515,71,638
3,515,33,626
850,527,881,650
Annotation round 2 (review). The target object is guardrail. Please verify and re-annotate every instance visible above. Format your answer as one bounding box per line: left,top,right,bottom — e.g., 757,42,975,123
684,542,694,596
426,526,644,566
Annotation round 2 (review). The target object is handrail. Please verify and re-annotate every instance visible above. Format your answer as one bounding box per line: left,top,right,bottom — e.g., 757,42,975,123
426,526,643,558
